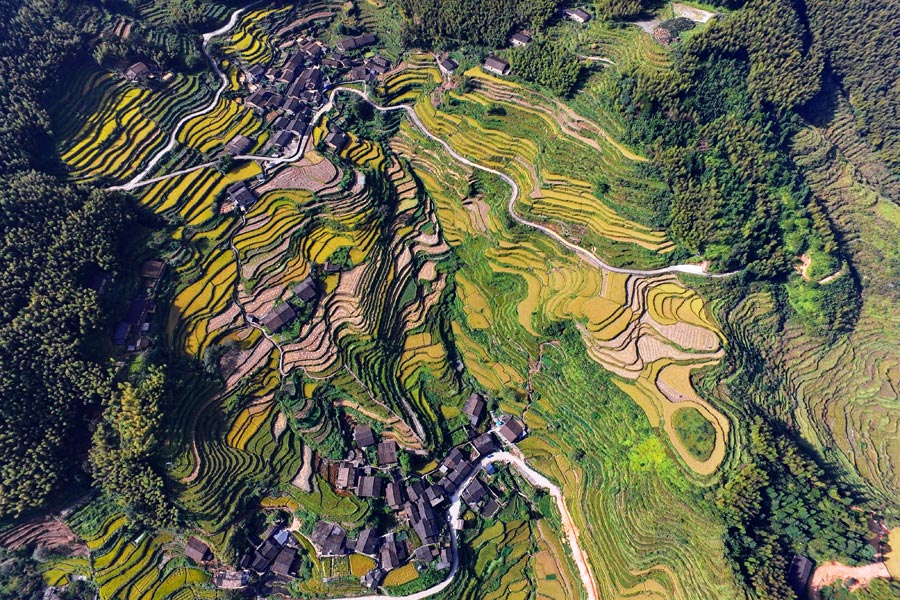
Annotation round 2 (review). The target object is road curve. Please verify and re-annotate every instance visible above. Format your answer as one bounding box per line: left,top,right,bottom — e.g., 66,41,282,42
323,86,736,279
326,451,599,600
110,3,261,192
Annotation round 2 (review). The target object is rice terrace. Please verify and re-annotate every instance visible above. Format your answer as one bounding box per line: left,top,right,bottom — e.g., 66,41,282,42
1,0,899,599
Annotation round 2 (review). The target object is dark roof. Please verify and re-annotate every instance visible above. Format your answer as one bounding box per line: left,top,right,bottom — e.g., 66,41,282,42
227,182,257,209
377,440,398,466
355,527,380,555
336,33,376,52
273,115,290,130
412,545,434,562
564,7,592,21
424,484,445,507
260,303,296,333
113,322,131,346
472,432,499,457
483,56,510,75
441,447,465,472
497,416,525,444
282,97,303,115
124,294,148,325
379,538,404,571
272,130,293,149
271,547,296,576
480,498,501,518
185,537,211,563
294,277,317,302
323,529,347,556
438,58,458,74
447,461,474,489
324,130,349,152
386,481,404,510
322,261,342,273
509,32,532,45
126,62,150,79
286,118,307,134
463,394,486,426
406,479,425,502
140,259,166,280
363,567,386,589
354,424,376,447
247,64,266,78
356,475,384,498
461,478,487,506
336,463,356,489
311,521,333,546
787,554,814,597
225,134,254,155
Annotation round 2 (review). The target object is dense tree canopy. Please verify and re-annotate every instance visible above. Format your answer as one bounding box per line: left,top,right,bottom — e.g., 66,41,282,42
398,0,558,49
90,367,177,529
0,0,126,519
509,40,582,97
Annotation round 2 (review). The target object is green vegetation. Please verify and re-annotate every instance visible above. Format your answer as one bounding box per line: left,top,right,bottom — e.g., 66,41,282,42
671,406,716,462
397,0,558,48
821,580,900,600
509,40,582,97
90,366,178,529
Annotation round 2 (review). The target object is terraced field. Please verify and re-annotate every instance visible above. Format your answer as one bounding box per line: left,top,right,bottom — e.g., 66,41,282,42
45,13,749,600
694,106,900,513
51,504,216,600
53,68,215,183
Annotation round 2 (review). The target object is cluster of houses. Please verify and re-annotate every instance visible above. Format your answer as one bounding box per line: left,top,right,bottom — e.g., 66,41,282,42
222,31,392,166
304,394,527,590
249,267,339,336
479,7,592,78
113,259,165,352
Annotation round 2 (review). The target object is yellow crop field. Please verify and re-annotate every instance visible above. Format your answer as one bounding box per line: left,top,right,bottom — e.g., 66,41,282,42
383,562,419,587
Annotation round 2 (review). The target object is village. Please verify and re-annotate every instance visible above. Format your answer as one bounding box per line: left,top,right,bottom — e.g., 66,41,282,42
180,392,529,594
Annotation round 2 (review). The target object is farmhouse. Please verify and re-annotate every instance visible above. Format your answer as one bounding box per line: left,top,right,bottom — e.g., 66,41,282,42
386,481,404,510
140,259,166,281
483,56,510,76
357,475,385,498
472,432,499,457
461,478,487,508
363,567,386,589
336,33,376,52
377,440,398,466
245,64,266,84
125,61,150,81
224,134,254,156
324,130,349,152
271,547,297,577
336,463,356,489
462,392,486,426
354,424,377,447
480,498,501,518
497,415,526,444
355,527,380,556
379,535,406,570
185,537,212,563
787,554,813,598
293,276,317,302
438,57,458,76
564,7,592,23
259,303,296,333
213,570,249,589
226,181,257,210
509,32,532,47
271,130,293,151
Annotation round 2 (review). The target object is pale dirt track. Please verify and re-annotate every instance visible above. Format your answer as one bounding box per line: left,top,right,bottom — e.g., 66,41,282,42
808,561,891,599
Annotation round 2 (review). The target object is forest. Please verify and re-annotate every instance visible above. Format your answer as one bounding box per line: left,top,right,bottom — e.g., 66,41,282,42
0,0,127,519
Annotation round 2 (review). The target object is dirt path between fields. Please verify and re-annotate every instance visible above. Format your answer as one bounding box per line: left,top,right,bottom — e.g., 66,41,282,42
808,561,891,599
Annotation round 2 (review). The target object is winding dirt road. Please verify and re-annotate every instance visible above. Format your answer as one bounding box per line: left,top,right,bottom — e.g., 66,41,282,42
325,86,737,279
328,451,600,600
110,3,262,191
